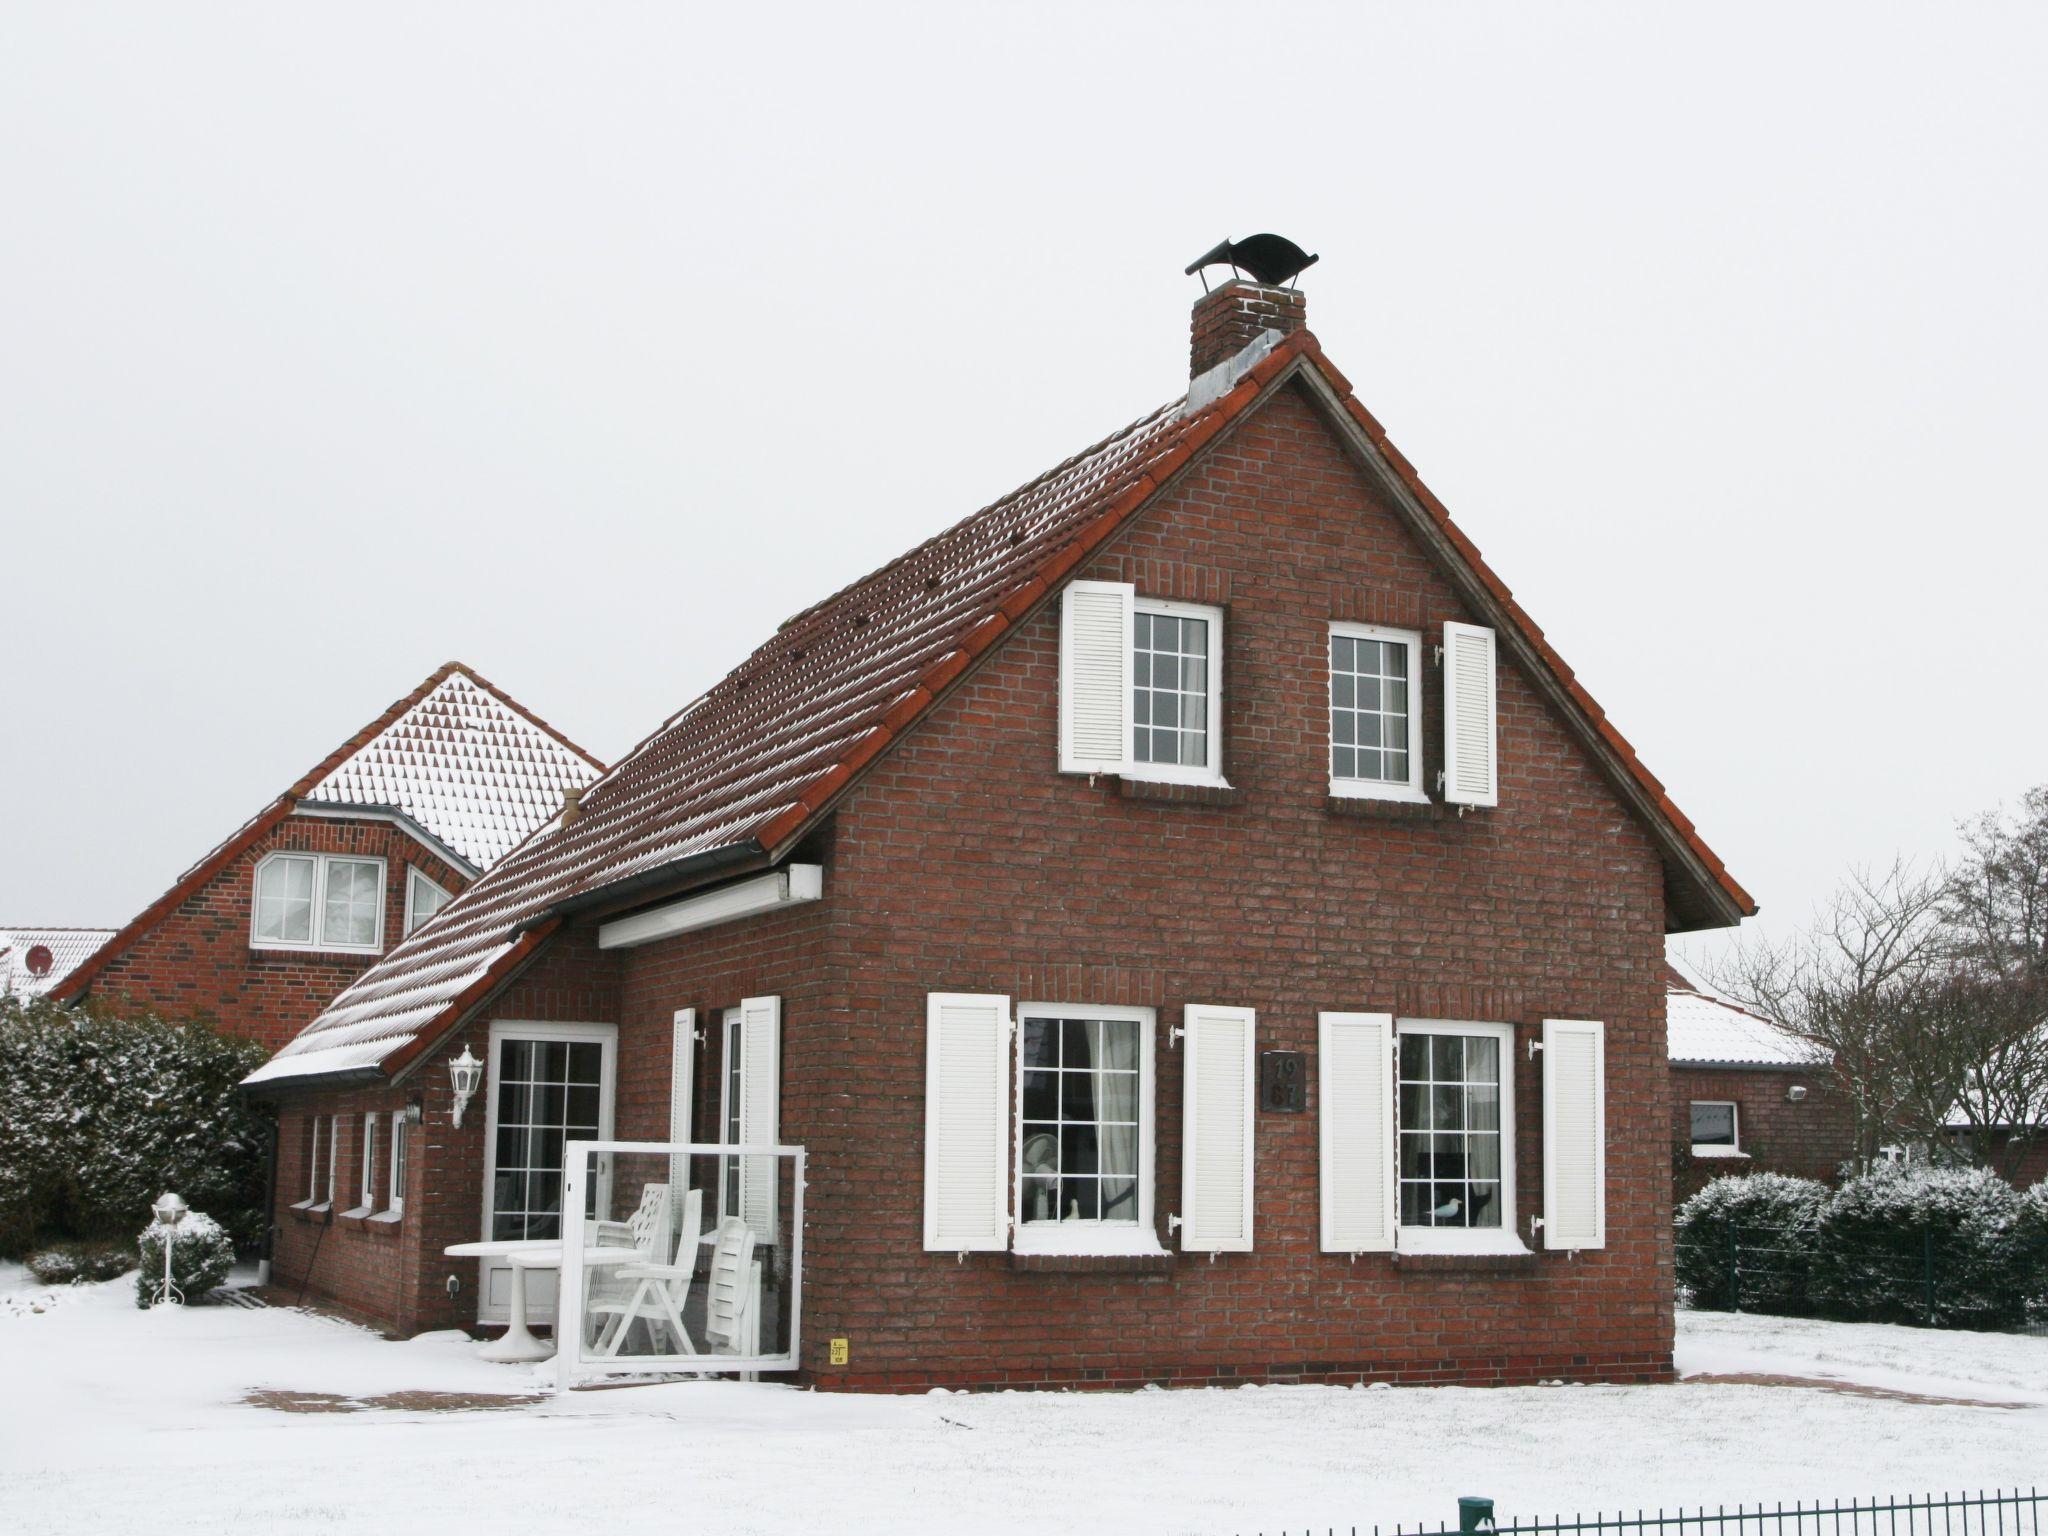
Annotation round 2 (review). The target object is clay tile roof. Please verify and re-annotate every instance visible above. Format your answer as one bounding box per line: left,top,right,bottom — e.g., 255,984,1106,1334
54,662,601,1007
0,928,116,997
248,331,1754,1089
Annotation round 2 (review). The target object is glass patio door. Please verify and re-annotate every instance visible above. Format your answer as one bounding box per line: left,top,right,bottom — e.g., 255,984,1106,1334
478,1021,617,1323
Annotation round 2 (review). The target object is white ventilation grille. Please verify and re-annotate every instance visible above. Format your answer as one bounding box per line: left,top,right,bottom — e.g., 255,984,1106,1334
923,992,1012,1252
1442,622,1498,807
1318,1012,1395,1253
1542,1018,1606,1250
1059,581,1134,773
1180,1004,1255,1252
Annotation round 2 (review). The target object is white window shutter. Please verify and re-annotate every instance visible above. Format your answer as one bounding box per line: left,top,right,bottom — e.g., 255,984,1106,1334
736,995,781,1243
1059,580,1134,773
1179,1004,1255,1252
1442,621,1498,807
923,991,1013,1252
1318,1012,1396,1253
1542,1018,1606,1250
669,1008,696,1215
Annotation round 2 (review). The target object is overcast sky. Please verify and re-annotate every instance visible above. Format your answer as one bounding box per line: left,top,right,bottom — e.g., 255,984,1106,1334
3,4,2043,970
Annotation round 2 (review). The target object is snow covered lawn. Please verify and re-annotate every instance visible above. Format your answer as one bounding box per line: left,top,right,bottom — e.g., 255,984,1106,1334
3,1265,2042,1536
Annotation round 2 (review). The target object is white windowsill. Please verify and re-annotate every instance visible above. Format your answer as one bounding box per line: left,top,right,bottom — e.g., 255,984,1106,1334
1329,780,1431,804
250,940,385,957
369,1209,403,1224
1396,1229,1531,1257
1691,1145,1750,1158
341,1205,373,1220
1119,768,1233,790
1011,1224,1169,1258
308,1202,332,1215
288,1198,314,1211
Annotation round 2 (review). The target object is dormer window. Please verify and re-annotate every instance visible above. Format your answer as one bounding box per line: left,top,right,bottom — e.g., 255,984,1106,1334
404,868,453,936
252,853,386,953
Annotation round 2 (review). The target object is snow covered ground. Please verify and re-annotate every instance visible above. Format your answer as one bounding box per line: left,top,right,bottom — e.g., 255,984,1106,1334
2,1262,2042,1536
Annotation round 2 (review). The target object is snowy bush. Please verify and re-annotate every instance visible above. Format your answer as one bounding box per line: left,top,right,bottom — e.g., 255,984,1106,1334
2010,1181,2048,1321
1809,1164,2031,1327
0,995,271,1257
26,1241,137,1285
134,1210,235,1307
1674,1172,1826,1312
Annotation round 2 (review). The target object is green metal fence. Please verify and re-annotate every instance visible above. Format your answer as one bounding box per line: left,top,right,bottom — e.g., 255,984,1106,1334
1239,1488,2043,1536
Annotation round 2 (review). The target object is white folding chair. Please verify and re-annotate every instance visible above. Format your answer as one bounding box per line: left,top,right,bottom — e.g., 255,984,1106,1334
704,1216,760,1370
580,1183,669,1351
590,1187,704,1358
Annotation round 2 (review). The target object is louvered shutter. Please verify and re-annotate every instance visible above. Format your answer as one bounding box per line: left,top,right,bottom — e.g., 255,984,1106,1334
923,991,1013,1252
1442,621,1499,807
1179,1005,1255,1252
1542,1018,1606,1250
1318,1012,1395,1253
736,995,780,1243
1059,580,1134,773
669,1009,696,1227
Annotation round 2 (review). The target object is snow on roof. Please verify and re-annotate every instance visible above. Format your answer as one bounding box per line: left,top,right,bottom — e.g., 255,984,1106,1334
1,929,116,998
250,331,1754,1090
299,668,603,872
1667,980,1819,1068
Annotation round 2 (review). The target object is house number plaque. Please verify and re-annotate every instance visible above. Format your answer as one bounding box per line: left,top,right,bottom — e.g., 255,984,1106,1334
1259,1050,1306,1112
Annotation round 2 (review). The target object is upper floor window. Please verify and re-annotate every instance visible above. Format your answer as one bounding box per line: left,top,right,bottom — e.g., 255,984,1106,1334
404,868,453,937
1059,581,1226,787
252,853,386,953
1329,624,1425,802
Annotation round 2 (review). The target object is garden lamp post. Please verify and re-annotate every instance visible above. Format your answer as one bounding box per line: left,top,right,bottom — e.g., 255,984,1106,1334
448,1045,484,1127
151,1190,188,1307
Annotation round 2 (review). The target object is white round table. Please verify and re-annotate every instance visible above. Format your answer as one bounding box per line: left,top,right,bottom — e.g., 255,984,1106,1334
444,1238,649,1362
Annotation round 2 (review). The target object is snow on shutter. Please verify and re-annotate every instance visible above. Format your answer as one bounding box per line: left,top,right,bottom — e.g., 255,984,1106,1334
1059,580,1134,773
1179,1004,1255,1252
1442,621,1498,807
669,1008,696,1220
1542,1018,1606,1250
1318,1012,1395,1253
923,991,1013,1252
736,995,780,1243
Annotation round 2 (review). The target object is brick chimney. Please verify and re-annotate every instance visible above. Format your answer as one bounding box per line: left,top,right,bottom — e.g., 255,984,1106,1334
1190,279,1306,377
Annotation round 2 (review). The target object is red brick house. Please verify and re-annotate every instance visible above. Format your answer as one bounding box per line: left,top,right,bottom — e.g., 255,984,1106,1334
246,260,1755,1391
55,661,602,1052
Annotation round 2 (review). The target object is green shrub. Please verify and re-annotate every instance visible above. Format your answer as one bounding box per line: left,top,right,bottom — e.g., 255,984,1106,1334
134,1211,235,1307
26,1240,138,1285
1810,1164,2030,1327
1675,1172,1827,1312
0,994,271,1257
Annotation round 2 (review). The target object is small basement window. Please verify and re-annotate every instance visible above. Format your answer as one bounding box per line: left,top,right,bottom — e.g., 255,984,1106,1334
1013,1004,1160,1255
1329,623,1425,802
1690,1100,1742,1155
252,853,387,953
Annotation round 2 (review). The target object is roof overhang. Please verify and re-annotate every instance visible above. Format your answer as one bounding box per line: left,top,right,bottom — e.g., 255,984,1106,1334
289,803,484,880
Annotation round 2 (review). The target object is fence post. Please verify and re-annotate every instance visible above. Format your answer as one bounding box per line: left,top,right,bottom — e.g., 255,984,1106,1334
1458,1497,1496,1534
1728,1224,1741,1313
1921,1229,1935,1326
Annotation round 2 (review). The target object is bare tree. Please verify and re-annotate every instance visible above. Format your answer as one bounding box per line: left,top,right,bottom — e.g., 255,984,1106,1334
1710,861,1953,1168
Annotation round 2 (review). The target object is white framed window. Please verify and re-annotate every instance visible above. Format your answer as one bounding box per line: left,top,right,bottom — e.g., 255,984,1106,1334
1130,600,1224,783
252,853,387,953
1329,623,1425,802
719,1006,745,1222
1395,1019,1519,1253
1690,1100,1741,1154
715,998,782,1240
1058,581,1226,787
1013,1004,1158,1255
357,1112,379,1211
404,868,453,937
324,1113,341,1209
386,1111,408,1216
295,1113,325,1208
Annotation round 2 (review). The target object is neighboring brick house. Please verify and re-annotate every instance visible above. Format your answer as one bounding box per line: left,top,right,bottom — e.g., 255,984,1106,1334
1665,965,1847,1202
54,662,603,1052
245,258,1756,1392
1,928,115,998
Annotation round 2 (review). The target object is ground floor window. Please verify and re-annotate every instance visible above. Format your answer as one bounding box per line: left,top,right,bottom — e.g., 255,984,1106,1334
386,1111,408,1216
1014,1004,1155,1250
489,1036,606,1241
1397,1020,1513,1242
1690,1100,1739,1152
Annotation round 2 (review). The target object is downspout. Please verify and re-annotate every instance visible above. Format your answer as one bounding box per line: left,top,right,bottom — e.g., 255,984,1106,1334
257,1110,280,1288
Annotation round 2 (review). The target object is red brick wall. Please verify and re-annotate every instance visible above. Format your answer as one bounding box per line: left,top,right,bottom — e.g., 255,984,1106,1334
1667,1063,1851,1203
89,814,471,1051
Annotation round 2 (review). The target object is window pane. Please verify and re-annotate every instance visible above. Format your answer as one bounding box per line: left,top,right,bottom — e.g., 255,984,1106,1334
1431,1034,1463,1081
1058,1179,1100,1220
1099,1175,1138,1219
1691,1102,1736,1145
1400,1033,1429,1079
1022,1070,1058,1121
1132,609,1212,769
1022,1018,1058,1069
1018,1014,1146,1228
320,858,381,947
255,857,315,942
1400,1081,1430,1131
1330,631,1414,786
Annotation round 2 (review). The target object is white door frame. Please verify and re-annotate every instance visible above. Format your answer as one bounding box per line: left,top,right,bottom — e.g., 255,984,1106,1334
476,1019,618,1324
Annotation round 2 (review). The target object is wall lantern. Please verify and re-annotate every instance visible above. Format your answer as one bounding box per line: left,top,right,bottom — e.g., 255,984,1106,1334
1786,1084,1808,1103
448,1045,485,1127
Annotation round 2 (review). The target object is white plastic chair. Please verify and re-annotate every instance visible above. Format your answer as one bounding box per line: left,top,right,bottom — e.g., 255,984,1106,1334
579,1182,669,1351
590,1187,703,1358
704,1216,760,1366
